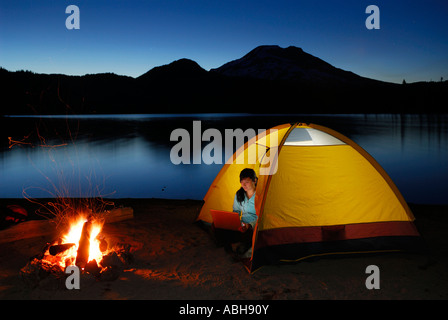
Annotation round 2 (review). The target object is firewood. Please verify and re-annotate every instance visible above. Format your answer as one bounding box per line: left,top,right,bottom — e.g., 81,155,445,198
85,259,101,277
100,251,125,269
49,243,76,256
75,220,92,269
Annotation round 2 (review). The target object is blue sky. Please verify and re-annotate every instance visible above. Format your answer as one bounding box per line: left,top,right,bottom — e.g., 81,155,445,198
1,0,447,83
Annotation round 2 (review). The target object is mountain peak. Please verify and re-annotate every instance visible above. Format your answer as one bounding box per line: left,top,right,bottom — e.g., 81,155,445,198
211,45,363,83
244,45,304,57
138,58,207,81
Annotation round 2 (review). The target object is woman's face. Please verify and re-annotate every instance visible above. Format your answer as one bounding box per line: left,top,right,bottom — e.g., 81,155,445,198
240,177,255,192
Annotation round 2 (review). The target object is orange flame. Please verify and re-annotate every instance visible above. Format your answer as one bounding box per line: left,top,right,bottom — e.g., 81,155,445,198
45,215,106,269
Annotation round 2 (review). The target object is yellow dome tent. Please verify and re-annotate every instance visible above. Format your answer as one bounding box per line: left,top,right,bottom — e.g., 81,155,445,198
197,123,423,273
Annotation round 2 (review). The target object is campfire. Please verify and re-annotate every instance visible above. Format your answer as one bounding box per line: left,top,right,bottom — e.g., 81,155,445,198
43,216,107,271
21,206,134,289
8,118,136,289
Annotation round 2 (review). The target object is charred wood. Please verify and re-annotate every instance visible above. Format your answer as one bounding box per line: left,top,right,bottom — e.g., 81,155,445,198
49,243,76,256
75,220,92,269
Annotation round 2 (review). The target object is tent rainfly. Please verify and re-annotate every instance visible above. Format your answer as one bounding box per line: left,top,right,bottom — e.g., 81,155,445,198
197,123,425,273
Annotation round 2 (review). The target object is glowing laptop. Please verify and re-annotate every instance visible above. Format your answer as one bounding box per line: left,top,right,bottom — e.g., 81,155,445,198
210,209,242,231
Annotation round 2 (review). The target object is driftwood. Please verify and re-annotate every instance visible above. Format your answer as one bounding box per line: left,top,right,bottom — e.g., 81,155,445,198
104,207,134,224
0,220,55,244
0,207,134,244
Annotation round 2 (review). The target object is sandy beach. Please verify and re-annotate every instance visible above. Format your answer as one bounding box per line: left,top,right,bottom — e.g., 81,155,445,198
0,198,447,301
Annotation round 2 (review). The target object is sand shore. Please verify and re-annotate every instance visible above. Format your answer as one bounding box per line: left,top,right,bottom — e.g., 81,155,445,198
0,198,447,301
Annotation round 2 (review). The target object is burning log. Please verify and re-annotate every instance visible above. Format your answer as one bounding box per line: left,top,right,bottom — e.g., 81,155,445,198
49,243,76,256
75,220,92,269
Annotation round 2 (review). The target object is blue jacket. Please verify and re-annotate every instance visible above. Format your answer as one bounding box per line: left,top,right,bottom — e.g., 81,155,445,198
233,192,258,228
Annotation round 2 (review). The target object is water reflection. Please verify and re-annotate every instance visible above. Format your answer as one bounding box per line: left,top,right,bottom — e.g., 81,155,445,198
1,114,447,204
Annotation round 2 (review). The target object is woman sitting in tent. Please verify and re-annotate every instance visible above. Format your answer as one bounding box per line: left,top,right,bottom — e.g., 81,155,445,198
233,168,258,230
213,168,258,256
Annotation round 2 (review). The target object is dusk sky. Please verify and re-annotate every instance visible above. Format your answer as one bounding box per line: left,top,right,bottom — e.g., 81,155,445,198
1,0,447,84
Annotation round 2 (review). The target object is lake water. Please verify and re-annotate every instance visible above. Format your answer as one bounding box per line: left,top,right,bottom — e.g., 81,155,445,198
1,113,447,204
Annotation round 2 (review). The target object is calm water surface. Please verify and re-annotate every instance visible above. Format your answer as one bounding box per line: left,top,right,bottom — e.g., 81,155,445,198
1,113,447,204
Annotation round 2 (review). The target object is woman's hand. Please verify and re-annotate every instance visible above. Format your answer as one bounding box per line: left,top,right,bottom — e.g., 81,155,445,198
238,222,249,233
